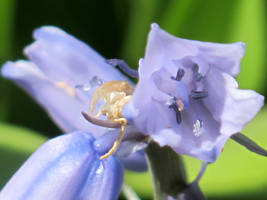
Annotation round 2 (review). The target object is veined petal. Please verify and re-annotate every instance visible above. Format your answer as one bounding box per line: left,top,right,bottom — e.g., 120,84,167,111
2,26,131,135
149,99,229,162
119,150,148,172
24,26,128,85
1,61,107,136
203,67,264,135
188,40,245,77
1,27,147,172
125,23,264,162
0,131,123,200
94,130,148,172
140,23,197,78
142,23,245,78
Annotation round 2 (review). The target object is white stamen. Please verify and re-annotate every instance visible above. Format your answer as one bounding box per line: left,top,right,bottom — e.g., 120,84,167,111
193,119,203,136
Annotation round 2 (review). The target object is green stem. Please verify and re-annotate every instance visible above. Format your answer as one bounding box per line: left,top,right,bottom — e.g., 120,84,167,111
145,142,187,200
122,184,141,200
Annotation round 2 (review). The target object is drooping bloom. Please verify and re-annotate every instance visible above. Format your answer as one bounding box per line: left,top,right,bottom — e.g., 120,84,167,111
0,131,123,200
123,23,264,162
1,26,146,171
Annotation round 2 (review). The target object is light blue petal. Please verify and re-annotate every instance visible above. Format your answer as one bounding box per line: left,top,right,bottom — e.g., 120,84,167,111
120,150,147,172
94,130,148,172
2,25,131,135
25,26,129,85
142,23,245,77
127,23,263,162
1,60,147,171
1,61,107,136
0,131,123,200
203,67,264,135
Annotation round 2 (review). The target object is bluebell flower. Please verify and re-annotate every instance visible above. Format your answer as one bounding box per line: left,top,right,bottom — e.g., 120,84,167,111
123,23,264,162
0,131,123,200
1,26,146,171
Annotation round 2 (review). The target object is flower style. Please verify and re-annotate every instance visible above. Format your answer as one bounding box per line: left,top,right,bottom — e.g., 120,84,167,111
1,26,147,171
0,131,123,200
123,23,264,162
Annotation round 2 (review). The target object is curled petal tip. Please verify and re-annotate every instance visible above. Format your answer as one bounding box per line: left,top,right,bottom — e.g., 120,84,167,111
138,58,144,65
151,23,159,30
237,41,246,49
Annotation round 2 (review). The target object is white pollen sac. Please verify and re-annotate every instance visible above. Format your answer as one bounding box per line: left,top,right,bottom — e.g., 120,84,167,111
75,76,104,91
193,119,203,136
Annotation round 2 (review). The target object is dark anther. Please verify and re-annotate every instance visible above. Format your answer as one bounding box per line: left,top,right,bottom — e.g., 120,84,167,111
192,64,203,82
171,68,185,81
169,104,182,124
190,90,208,100
106,59,138,78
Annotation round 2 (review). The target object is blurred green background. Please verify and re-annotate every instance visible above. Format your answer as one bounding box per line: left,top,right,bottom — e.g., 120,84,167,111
0,0,266,199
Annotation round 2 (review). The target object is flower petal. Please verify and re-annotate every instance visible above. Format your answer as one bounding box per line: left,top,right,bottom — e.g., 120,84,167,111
125,23,263,162
1,61,107,136
149,99,229,162
203,67,264,135
94,130,148,172
24,26,128,85
188,40,245,77
119,150,148,172
126,92,228,162
141,23,245,78
140,23,197,78
2,26,131,135
0,131,123,200
1,27,147,172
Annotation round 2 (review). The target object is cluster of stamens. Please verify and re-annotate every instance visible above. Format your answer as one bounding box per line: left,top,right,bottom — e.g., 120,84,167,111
168,68,186,124
168,64,208,136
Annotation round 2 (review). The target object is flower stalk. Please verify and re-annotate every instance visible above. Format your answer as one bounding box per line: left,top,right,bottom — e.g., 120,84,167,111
145,142,187,199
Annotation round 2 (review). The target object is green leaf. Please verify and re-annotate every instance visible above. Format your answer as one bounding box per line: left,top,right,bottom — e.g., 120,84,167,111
124,171,153,198
228,0,266,93
145,142,187,199
120,0,165,67
159,0,195,34
0,123,47,188
160,0,240,42
121,184,141,200
0,0,15,121
177,182,206,200
231,132,267,157
0,0,15,61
